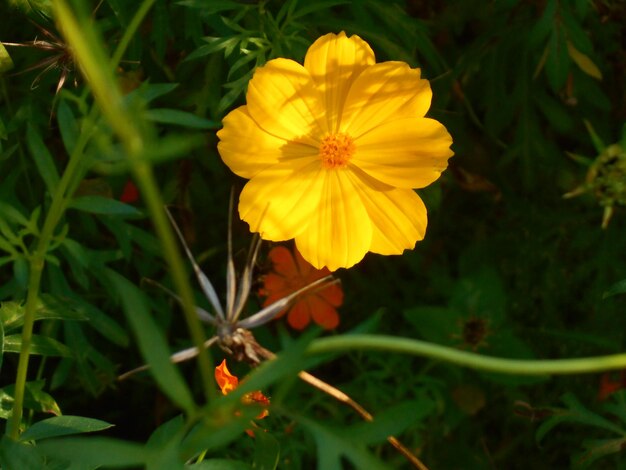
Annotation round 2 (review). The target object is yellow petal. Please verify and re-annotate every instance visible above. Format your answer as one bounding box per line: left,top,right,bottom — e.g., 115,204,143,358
218,106,318,179
350,169,428,255
295,170,372,271
239,158,324,241
247,58,327,144
304,32,375,133
352,117,453,188
340,62,432,139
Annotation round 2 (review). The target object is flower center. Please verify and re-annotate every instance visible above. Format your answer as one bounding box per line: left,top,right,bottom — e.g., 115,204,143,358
319,133,355,169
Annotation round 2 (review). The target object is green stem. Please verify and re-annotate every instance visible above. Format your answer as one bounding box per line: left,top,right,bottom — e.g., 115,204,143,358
306,334,626,376
53,0,214,402
6,108,97,440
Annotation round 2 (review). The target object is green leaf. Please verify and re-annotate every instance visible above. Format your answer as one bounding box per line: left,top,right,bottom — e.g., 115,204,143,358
144,108,220,129
181,407,254,457
528,0,557,49
0,294,88,333
13,256,29,289
602,278,626,299
78,300,129,347
545,27,570,92
0,318,4,373
128,82,179,103
57,99,80,154
403,306,456,345
576,437,626,468
583,120,606,154
345,400,434,445
60,238,89,288
20,415,114,442
0,116,6,140
68,195,142,216
104,269,196,414
0,201,30,227
146,415,186,470
567,41,602,80
140,134,206,165
26,124,60,194
147,415,185,449
36,437,152,467
185,36,241,62
0,43,14,73
294,413,391,470
0,436,43,470
534,93,575,133
536,393,626,443
177,0,242,14
227,51,262,80
4,334,72,357
186,460,252,469
252,430,280,470
292,0,349,19
0,381,61,418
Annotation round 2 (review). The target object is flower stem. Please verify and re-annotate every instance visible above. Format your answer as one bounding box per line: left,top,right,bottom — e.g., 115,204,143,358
53,0,214,402
6,109,97,440
307,334,626,376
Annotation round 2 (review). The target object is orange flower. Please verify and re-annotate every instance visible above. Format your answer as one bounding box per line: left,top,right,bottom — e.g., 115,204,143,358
215,359,270,421
259,245,343,330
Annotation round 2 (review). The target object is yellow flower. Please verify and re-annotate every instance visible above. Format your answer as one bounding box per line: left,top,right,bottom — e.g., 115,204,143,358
217,32,453,270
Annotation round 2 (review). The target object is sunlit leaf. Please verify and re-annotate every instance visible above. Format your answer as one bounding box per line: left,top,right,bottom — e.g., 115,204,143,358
0,294,88,332
20,415,114,442
567,41,602,80
0,380,61,418
4,334,72,357
0,43,14,73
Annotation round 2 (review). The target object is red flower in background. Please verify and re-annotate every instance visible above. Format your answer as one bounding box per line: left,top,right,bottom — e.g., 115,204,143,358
259,246,343,330
119,180,139,203
598,370,626,401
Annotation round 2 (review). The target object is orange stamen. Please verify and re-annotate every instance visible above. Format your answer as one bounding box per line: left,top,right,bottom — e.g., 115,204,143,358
319,133,355,169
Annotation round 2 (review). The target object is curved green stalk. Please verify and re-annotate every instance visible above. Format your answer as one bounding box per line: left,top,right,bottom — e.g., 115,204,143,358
53,0,214,401
307,334,626,376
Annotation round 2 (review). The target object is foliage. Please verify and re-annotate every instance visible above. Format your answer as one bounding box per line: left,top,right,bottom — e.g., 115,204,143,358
0,0,625,468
